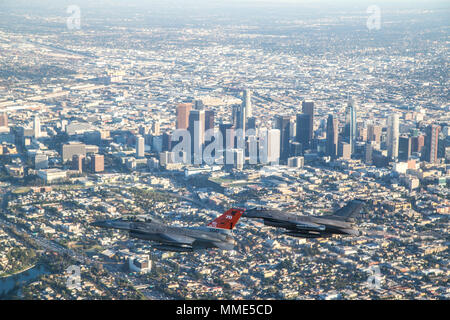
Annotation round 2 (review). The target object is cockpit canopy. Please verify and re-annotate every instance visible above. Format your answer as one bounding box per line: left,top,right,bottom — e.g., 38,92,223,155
115,214,162,224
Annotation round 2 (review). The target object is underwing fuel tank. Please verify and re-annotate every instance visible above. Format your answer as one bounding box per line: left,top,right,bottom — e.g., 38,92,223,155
283,231,330,238
152,244,193,252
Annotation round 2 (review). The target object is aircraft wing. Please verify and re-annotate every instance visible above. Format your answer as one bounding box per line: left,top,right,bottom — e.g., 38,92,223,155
211,241,235,250
331,199,365,221
159,233,196,245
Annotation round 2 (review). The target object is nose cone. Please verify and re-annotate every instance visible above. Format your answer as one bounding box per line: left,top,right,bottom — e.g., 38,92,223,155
90,220,111,228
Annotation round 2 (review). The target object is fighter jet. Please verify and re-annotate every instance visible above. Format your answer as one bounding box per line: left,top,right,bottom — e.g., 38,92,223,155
242,199,365,239
91,209,244,252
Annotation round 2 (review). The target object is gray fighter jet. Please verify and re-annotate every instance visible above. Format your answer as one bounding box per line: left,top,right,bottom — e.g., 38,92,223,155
242,199,365,238
91,209,244,252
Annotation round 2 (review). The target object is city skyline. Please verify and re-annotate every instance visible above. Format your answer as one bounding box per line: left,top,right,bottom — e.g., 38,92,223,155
0,0,448,302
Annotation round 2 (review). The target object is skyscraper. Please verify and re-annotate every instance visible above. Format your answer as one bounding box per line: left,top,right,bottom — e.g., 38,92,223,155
423,124,440,163
344,101,357,154
219,123,234,151
399,136,412,162
260,128,280,165
72,154,85,172
296,113,310,151
387,114,400,161
247,117,256,131
339,141,352,160
189,109,205,164
33,116,41,138
176,103,192,130
367,124,382,144
91,154,105,173
62,142,86,162
411,135,425,153
232,105,245,131
34,154,48,170
365,141,374,164
205,110,215,131
302,101,314,144
162,132,172,152
357,126,367,142
243,89,252,119
275,115,291,161
289,141,302,157
136,135,145,158
326,114,339,158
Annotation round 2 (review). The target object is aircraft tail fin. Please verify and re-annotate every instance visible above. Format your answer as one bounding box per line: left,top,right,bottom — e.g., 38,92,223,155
331,199,365,221
207,208,244,230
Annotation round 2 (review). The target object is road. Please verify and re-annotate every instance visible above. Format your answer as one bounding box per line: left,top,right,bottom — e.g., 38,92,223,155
0,189,171,299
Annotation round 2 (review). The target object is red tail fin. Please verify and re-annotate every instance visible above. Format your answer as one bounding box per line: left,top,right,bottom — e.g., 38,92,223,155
207,208,244,230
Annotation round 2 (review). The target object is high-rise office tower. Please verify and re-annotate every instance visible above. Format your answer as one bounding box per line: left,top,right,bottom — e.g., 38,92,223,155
34,154,48,170
231,102,246,144
239,105,246,138
326,114,339,158
411,135,425,153
232,105,243,129
162,132,172,152
302,101,314,144
365,142,374,164
136,135,145,158
62,142,86,162
33,116,41,138
72,154,85,172
398,136,412,162
247,117,256,131
296,113,311,150
423,124,440,163
387,114,400,161
205,110,215,131
91,154,104,173
344,100,357,154
275,115,291,161
367,124,382,144
339,141,352,160
219,123,234,151
259,128,280,164
290,141,302,157
204,110,215,155
189,109,205,163
176,103,192,130
357,126,367,142
243,89,252,119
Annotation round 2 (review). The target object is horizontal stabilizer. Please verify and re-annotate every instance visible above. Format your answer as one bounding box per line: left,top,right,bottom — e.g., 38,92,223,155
331,199,365,221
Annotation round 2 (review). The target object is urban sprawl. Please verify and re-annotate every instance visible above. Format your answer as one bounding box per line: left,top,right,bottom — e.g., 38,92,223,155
0,2,448,300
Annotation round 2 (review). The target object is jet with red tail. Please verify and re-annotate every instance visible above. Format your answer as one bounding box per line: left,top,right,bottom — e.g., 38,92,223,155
91,208,244,252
